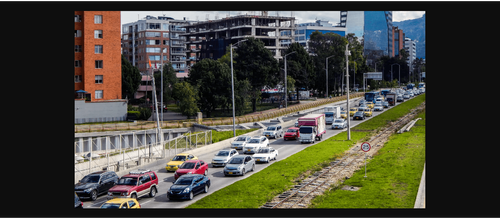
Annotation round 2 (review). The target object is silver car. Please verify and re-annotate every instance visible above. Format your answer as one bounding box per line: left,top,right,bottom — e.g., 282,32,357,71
211,149,239,167
223,155,256,176
231,135,252,150
262,125,283,139
373,101,384,111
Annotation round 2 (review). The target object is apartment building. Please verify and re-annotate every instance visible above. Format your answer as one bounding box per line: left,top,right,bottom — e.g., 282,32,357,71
74,11,122,102
285,20,346,52
392,26,405,58
404,37,417,73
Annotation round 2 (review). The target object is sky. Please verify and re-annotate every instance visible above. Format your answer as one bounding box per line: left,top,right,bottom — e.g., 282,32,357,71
121,11,425,28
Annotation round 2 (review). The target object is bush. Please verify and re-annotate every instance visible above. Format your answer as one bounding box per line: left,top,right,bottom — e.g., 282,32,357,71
127,111,140,120
139,107,151,120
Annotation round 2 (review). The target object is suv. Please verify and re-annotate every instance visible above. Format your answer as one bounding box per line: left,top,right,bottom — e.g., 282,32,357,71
75,170,119,201
107,169,159,200
262,125,283,139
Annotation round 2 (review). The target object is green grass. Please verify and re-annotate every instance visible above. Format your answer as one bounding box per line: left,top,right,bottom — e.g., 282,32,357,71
211,129,259,143
310,109,425,208
186,94,425,209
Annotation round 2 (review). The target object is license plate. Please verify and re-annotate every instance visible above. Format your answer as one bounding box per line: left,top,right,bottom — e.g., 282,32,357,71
266,135,269,137
229,172,233,174
257,159,260,161
247,149,251,151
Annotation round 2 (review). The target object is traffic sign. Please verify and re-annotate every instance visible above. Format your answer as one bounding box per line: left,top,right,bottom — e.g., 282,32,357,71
361,142,371,152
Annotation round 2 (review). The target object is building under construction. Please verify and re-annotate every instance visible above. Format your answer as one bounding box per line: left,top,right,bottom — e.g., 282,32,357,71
180,12,296,66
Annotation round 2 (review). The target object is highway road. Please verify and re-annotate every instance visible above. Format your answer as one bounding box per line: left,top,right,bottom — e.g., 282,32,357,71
81,94,418,208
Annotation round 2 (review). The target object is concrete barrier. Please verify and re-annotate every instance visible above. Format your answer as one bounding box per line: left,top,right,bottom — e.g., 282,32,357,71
414,163,426,208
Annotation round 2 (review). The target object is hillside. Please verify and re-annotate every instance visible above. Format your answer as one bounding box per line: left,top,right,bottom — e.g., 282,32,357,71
393,13,425,59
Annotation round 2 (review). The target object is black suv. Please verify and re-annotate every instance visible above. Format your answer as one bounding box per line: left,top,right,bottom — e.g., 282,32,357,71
75,171,119,201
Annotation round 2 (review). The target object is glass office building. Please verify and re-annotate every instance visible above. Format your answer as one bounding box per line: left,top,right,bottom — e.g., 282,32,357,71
345,11,392,65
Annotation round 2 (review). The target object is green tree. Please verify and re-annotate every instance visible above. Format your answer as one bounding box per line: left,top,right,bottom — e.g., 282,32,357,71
121,55,141,100
234,37,280,112
281,42,314,102
172,81,199,119
153,63,178,104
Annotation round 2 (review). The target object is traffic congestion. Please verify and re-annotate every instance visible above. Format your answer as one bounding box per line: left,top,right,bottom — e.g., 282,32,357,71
75,86,424,209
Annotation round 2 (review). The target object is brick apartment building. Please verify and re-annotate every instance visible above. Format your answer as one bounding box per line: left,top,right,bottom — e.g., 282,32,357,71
392,26,405,58
74,11,122,101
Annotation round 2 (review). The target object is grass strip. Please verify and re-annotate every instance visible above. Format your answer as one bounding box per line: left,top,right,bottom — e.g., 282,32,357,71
211,129,259,143
310,109,425,208
186,94,425,208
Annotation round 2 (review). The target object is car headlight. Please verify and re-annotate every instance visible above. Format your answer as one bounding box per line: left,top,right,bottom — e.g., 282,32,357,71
84,188,93,193
122,192,128,196
187,172,192,174
183,188,190,193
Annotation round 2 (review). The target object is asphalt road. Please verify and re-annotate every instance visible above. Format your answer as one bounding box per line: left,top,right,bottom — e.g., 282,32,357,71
81,95,417,208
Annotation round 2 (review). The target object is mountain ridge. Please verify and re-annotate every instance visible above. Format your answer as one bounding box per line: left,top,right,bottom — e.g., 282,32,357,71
393,13,425,59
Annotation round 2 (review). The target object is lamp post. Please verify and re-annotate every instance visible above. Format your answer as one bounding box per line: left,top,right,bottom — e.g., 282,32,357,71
230,39,248,137
284,51,296,108
326,55,334,98
345,44,351,140
391,63,400,87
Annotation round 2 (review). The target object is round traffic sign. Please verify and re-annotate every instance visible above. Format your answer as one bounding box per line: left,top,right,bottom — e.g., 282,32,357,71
361,142,371,152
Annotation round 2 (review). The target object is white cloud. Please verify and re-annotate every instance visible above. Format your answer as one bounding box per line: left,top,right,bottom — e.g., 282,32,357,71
392,11,425,22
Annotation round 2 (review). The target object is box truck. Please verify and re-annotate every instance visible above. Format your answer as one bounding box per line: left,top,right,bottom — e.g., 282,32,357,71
298,114,326,144
324,106,341,124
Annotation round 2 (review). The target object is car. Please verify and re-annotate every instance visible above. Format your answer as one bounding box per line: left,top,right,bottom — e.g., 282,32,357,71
349,107,358,116
262,125,284,139
175,160,208,180
100,198,141,209
365,102,374,109
252,147,278,163
75,193,83,209
75,170,119,201
382,101,389,108
212,149,239,167
331,118,347,129
403,94,410,99
284,127,300,140
230,135,252,150
223,155,256,176
340,111,348,119
397,95,404,102
107,169,159,200
373,101,384,111
149,104,167,112
167,174,211,200
166,153,198,172
363,108,373,117
243,136,269,154
358,99,366,106
353,111,365,120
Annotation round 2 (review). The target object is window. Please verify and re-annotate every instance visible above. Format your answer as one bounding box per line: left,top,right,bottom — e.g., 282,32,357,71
141,174,151,183
75,30,82,37
75,75,82,83
75,60,81,67
146,48,160,53
162,23,168,30
94,15,102,24
149,172,156,180
94,30,103,39
95,45,103,54
95,75,103,84
195,163,200,169
95,60,103,69
74,15,81,22
145,32,161,37
149,55,160,61
128,201,136,208
75,45,82,53
95,90,103,99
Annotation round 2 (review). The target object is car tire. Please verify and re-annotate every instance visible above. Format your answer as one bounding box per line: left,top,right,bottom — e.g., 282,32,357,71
189,191,194,200
204,169,208,176
204,185,209,193
241,169,245,176
131,193,137,200
149,186,157,197
252,164,255,171
90,190,97,201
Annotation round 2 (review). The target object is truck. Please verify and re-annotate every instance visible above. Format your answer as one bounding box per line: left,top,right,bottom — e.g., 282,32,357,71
324,106,341,125
298,114,326,144
385,92,397,106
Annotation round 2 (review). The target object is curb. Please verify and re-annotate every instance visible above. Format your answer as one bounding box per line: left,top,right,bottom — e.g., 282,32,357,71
414,163,426,208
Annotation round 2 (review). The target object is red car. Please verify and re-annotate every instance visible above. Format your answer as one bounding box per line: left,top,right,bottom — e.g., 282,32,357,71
284,127,300,140
107,169,159,200
174,160,209,180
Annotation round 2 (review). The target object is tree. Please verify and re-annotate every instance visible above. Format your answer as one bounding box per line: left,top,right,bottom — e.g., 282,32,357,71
121,55,141,100
281,42,314,102
172,81,199,119
153,63,178,104
234,37,280,112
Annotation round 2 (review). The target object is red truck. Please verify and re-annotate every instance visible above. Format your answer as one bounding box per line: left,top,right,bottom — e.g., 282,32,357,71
386,92,396,106
298,114,326,144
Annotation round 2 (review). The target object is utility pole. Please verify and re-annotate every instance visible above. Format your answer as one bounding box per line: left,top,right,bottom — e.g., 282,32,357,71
345,43,351,140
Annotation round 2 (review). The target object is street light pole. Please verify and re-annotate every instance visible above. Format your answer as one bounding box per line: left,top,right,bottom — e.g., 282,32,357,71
284,51,296,108
326,55,334,98
230,39,248,137
345,43,351,140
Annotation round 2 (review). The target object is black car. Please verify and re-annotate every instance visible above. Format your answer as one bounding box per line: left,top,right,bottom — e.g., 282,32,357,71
75,171,119,201
353,111,365,120
167,174,210,200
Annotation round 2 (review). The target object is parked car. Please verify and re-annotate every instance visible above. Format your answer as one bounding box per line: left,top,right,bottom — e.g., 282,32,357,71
331,118,347,129
262,125,284,139
243,136,269,154
100,198,141,209
373,101,384,111
364,108,373,117
75,193,83,209
223,155,256,176
353,111,365,120
75,170,119,201
167,174,210,200
211,149,239,167
107,169,159,200
230,135,252,150
284,127,300,140
174,159,209,180
166,153,198,172
252,147,278,163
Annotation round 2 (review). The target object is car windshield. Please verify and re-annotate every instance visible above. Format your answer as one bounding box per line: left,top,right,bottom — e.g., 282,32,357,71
248,139,260,143
100,203,122,209
334,120,344,123
174,178,193,185
216,151,229,156
286,129,297,133
299,127,313,133
324,113,333,117
236,137,247,141
257,148,270,153
117,177,137,186
179,162,196,169
80,175,100,183
229,158,244,164
364,108,370,111
266,127,277,131
350,108,356,111
172,155,186,161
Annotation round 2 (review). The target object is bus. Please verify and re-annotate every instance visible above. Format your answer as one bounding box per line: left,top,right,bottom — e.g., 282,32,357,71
407,83,415,90
418,82,425,89
364,91,379,103
380,89,391,97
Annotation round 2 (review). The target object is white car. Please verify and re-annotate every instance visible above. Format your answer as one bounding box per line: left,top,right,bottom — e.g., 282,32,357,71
252,147,278,163
262,125,283,139
373,101,384,111
243,136,270,154
331,118,347,129
295,119,299,127
231,135,252,150
211,149,239,167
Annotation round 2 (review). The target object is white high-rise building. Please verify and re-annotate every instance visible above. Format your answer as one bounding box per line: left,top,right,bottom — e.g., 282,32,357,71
404,37,416,73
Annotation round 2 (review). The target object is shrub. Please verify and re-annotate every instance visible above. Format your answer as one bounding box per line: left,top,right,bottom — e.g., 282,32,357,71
127,111,140,120
139,107,151,120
